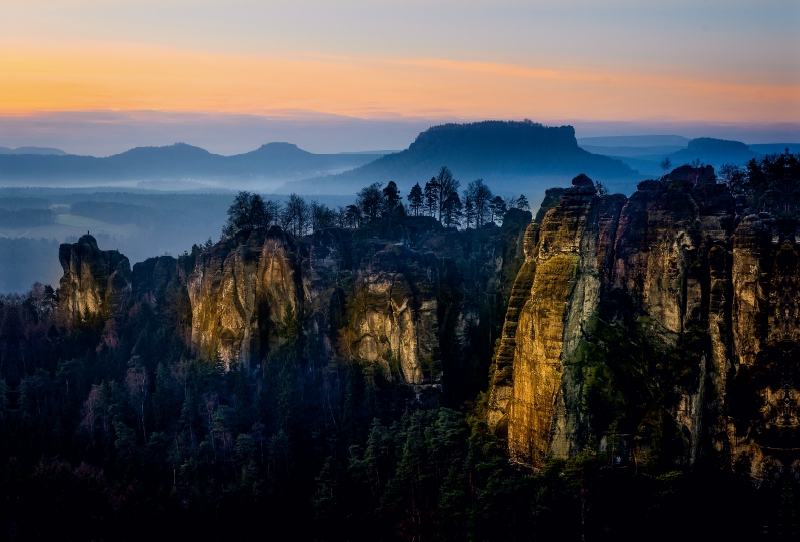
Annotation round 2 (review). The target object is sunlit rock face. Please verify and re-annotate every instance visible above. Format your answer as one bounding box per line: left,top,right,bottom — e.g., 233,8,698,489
487,173,800,472
729,217,800,480
487,195,568,437
181,216,528,383
347,246,440,383
486,222,540,435
488,175,627,465
55,215,527,401
57,234,131,322
187,227,302,370
184,223,443,378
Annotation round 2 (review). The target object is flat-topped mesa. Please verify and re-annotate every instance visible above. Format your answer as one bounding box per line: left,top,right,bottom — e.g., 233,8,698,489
57,234,132,323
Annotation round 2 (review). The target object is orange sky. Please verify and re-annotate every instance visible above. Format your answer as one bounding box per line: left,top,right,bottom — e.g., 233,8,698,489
1,0,798,152
1,43,796,123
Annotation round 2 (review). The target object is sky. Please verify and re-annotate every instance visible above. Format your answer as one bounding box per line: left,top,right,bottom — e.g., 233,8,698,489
0,0,798,154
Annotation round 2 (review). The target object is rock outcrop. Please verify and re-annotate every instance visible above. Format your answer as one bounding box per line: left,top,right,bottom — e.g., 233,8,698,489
57,234,132,322
728,215,800,478
181,215,528,379
55,214,527,385
346,246,439,383
488,170,800,478
131,255,183,306
187,227,302,369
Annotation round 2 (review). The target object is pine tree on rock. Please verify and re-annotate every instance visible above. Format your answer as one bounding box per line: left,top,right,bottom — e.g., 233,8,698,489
407,182,424,217
382,181,402,217
424,177,439,217
489,195,507,225
435,166,460,223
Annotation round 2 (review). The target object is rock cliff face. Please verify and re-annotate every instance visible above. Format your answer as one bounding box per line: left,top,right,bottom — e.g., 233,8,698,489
490,171,800,478
58,235,132,322
345,246,439,383
131,255,183,306
182,216,528,379
187,227,302,369
729,216,800,478
56,216,527,383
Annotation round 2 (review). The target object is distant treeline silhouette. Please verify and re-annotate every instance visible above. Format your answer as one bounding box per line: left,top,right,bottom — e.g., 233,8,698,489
222,166,532,239
0,207,56,228
0,197,51,210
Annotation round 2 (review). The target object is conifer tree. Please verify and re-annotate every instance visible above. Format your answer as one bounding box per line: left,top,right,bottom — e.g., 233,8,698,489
465,179,492,227
441,191,463,228
489,195,507,224
424,177,439,217
407,182,424,216
356,182,384,221
223,191,275,237
435,166,460,223
382,181,402,216
463,195,475,229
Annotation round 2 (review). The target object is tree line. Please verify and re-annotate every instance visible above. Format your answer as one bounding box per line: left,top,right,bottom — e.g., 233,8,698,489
720,151,800,218
222,166,530,239
0,207,56,228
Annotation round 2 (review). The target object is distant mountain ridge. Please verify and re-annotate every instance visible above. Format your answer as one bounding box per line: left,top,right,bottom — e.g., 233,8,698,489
581,136,800,177
0,146,66,155
577,135,691,148
0,142,380,182
284,121,639,195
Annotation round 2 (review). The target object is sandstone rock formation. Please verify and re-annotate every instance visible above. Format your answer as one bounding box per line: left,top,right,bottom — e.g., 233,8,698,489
187,226,302,369
488,171,800,478
180,216,527,379
131,255,182,306
346,245,439,383
58,234,132,322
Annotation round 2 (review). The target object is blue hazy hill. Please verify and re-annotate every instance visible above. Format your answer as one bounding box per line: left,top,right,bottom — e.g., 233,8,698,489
0,142,379,182
284,120,640,195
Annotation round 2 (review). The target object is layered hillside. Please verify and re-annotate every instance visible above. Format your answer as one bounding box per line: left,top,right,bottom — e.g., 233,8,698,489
285,121,639,195
668,137,759,166
488,169,800,480
0,142,379,182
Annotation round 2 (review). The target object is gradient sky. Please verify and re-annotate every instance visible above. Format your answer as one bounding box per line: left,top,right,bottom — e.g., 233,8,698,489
0,0,798,154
